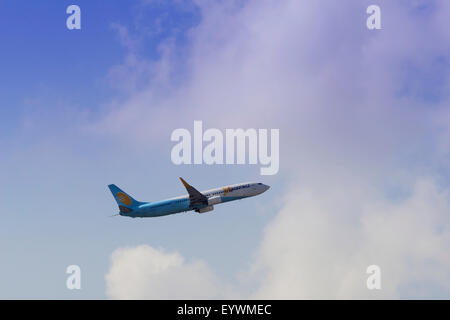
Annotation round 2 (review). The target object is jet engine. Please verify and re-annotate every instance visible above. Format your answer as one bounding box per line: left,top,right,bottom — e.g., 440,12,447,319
207,196,222,206
197,206,214,213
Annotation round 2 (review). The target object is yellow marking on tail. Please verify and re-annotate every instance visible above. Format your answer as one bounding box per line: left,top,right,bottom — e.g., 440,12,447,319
117,192,132,205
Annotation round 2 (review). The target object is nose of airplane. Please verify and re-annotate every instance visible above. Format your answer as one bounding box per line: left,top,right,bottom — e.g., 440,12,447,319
263,184,270,192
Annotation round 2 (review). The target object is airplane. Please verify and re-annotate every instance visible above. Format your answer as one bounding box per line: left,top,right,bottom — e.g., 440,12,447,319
108,177,270,218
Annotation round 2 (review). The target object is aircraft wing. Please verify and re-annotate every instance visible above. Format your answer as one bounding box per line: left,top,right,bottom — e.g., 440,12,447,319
179,177,208,208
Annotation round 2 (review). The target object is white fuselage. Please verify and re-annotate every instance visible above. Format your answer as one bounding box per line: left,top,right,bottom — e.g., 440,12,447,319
125,182,270,217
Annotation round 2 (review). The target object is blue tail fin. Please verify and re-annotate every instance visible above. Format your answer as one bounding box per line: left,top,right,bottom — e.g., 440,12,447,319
108,184,145,214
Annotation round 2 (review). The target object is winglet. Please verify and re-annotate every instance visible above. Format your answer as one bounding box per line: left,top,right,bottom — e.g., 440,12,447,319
180,177,190,188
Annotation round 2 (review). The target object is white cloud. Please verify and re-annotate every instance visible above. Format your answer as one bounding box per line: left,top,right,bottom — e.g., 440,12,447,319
105,178,450,299
103,0,450,299
251,177,450,299
105,245,219,299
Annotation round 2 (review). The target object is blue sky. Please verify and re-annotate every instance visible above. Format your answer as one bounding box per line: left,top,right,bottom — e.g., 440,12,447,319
1,0,449,299
0,1,281,298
